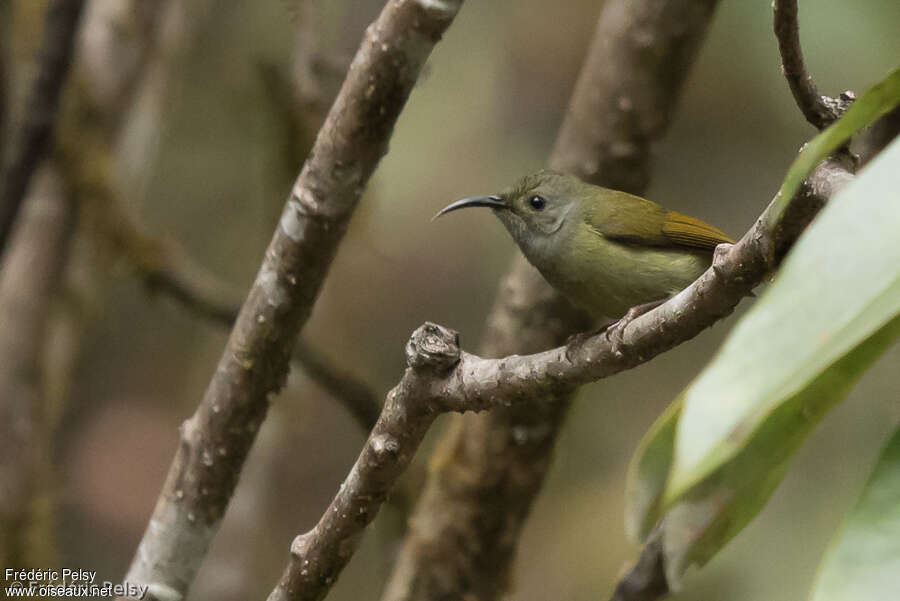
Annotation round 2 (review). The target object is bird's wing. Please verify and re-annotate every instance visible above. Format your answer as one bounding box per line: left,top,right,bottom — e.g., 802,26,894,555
587,190,733,251
660,210,734,250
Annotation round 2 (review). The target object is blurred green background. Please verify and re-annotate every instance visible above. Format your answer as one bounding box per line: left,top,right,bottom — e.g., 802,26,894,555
53,1,900,599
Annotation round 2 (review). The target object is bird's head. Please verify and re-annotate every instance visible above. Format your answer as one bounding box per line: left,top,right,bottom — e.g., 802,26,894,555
435,170,583,250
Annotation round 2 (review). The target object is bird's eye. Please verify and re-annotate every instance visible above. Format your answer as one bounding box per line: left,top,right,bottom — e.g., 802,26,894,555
528,195,546,210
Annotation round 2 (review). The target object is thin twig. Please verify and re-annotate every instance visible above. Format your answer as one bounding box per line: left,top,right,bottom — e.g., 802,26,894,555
121,2,464,600
0,0,85,259
269,157,852,601
773,0,853,129
135,231,383,431
293,342,382,431
382,1,721,599
107,205,383,432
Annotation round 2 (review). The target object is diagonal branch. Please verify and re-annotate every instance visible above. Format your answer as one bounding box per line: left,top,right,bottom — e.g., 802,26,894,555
121,1,465,600
0,0,85,259
267,156,852,601
773,0,853,129
0,165,76,569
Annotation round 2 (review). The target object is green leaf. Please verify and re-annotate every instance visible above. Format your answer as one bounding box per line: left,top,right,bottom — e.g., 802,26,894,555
624,67,900,562
809,425,900,601
624,397,682,542
657,129,900,583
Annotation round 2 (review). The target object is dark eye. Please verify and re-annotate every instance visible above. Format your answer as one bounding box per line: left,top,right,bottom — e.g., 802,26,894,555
528,195,546,210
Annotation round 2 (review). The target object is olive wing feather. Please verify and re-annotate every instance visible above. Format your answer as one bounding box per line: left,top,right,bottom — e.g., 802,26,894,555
586,190,733,251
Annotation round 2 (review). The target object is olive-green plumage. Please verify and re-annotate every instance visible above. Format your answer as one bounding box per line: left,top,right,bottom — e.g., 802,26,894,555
437,170,733,320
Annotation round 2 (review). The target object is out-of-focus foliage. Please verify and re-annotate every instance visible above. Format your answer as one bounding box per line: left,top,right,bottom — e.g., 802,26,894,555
810,424,900,601
626,70,900,587
630,131,900,587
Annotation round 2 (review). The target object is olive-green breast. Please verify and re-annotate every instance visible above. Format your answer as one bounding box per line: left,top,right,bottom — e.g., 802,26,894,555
543,189,732,319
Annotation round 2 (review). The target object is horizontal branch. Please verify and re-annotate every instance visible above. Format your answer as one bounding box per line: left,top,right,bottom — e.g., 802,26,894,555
773,0,853,129
268,157,853,601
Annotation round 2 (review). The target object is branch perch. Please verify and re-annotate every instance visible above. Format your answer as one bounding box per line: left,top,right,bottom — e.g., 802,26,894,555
122,1,464,599
268,156,853,601
773,0,854,129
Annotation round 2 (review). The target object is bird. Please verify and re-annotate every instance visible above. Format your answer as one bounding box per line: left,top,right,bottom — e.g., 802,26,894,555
435,169,733,339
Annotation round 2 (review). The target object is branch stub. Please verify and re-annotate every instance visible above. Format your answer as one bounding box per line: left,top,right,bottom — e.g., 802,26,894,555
405,322,460,373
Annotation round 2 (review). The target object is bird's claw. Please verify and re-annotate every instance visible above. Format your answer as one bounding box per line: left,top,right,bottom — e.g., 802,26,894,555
604,316,630,358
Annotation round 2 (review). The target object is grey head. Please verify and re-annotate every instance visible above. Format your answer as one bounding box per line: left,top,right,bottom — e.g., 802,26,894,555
435,170,583,258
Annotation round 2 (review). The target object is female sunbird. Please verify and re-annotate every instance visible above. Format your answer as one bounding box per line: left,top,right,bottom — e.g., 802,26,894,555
436,170,733,326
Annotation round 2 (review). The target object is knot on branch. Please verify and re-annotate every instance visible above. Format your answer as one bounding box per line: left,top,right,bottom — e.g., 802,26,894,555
822,90,856,121
405,322,460,373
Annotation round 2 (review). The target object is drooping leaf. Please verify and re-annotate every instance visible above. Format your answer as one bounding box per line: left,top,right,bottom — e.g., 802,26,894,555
624,398,681,542
624,67,900,559
658,132,900,584
809,424,900,601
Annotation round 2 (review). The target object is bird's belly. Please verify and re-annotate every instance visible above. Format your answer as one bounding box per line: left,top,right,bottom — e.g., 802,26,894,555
543,242,710,320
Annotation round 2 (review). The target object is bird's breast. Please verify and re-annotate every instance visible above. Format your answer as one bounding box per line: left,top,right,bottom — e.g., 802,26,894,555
533,228,711,320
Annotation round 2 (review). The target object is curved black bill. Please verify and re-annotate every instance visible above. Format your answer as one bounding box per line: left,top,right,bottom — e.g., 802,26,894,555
433,195,506,220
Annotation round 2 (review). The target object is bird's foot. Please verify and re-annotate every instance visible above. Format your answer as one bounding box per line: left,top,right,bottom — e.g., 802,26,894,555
604,299,668,357
565,321,618,361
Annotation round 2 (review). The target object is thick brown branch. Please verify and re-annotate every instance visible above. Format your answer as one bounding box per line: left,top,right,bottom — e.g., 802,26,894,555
122,1,464,600
0,0,84,259
0,0,84,258
773,0,853,129
276,158,850,601
382,1,720,600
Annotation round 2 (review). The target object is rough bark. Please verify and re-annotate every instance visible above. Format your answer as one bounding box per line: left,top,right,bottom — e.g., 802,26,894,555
381,2,720,600
122,2,464,600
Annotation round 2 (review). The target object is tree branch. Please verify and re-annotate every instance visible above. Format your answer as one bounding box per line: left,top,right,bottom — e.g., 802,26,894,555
382,1,721,600
121,2,464,600
773,0,854,129
0,165,76,569
268,156,852,601
0,0,84,259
